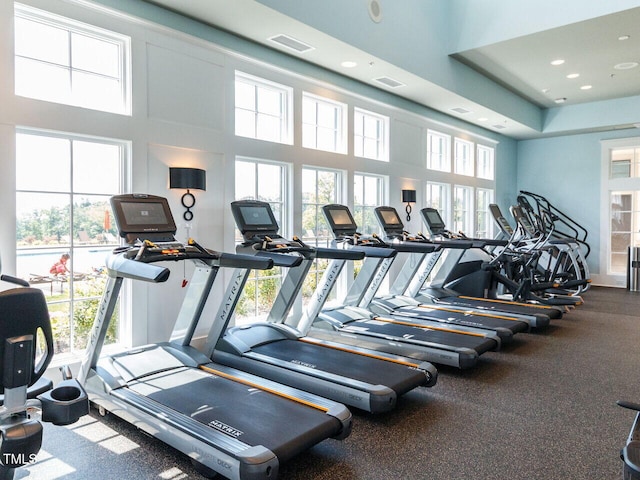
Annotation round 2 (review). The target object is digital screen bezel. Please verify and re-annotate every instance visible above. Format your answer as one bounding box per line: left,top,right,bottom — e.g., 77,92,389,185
110,194,177,239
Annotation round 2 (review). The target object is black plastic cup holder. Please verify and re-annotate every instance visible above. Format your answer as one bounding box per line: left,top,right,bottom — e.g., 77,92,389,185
38,379,89,426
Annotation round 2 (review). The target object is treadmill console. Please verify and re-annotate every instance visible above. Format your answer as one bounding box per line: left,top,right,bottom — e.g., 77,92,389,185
489,204,514,236
231,200,310,252
322,204,358,237
421,208,448,237
374,206,405,238
111,194,177,245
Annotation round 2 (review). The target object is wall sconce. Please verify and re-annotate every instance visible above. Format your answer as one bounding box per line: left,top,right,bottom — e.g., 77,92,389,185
169,167,206,221
402,189,417,222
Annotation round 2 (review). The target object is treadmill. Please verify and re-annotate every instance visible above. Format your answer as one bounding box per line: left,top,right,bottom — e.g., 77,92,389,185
371,205,551,330
414,206,563,320
78,194,352,480
206,200,436,414
294,204,500,370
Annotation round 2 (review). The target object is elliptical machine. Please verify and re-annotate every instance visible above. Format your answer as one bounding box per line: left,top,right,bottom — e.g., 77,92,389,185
0,257,89,479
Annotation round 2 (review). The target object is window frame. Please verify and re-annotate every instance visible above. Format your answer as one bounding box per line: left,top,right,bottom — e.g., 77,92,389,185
302,92,348,154
453,184,474,235
427,129,451,172
454,137,474,176
234,71,293,145
353,107,389,162
476,144,495,180
475,187,495,239
15,127,130,355
354,172,387,235
425,181,451,227
14,3,132,115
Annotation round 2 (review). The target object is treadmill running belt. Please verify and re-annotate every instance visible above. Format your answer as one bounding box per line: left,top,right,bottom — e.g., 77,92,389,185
127,366,339,461
343,318,497,354
252,339,425,395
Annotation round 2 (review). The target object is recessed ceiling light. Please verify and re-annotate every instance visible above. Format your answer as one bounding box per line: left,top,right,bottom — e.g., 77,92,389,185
566,73,580,79
580,85,592,90
619,35,631,41
477,117,488,122
614,62,639,70
341,61,357,68
541,88,550,93
554,97,567,104
551,59,565,66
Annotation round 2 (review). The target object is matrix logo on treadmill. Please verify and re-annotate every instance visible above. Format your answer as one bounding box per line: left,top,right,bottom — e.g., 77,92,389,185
208,420,244,438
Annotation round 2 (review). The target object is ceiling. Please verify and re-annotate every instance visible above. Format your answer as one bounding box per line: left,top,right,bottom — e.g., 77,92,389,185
140,0,640,139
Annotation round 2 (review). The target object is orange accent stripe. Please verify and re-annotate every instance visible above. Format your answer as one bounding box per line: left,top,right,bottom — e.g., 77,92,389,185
416,304,520,322
457,296,556,311
199,365,328,412
299,337,420,368
373,316,487,338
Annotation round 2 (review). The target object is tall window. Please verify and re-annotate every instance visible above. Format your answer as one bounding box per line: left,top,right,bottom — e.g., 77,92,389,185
427,130,451,172
302,93,347,154
301,167,343,303
426,182,451,227
476,188,495,238
234,158,288,323
234,72,293,144
453,185,473,235
15,129,127,354
610,192,634,274
354,173,385,235
477,145,495,180
354,108,389,161
14,4,131,115
454,138,474,176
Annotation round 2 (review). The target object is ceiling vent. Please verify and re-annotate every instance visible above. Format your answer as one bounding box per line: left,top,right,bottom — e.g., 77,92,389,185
492,124,507,130
374,76,405,88
268,34,314,53
450,107,472,115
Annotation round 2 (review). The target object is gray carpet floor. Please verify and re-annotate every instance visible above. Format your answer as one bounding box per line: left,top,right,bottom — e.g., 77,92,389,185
20,286,640,479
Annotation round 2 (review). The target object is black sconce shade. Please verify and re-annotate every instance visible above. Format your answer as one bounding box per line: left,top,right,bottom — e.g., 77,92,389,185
169,167,206,191
402,189,416,222
169,167,207,221
402,189,416,204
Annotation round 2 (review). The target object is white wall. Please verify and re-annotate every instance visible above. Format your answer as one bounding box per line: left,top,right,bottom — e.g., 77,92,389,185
1,0,515,350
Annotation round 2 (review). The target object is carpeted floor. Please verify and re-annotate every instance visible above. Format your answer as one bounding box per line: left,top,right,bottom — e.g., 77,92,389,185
21,286,640,479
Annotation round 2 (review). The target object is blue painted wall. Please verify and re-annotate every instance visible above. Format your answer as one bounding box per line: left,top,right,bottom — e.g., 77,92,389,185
517,127,639,274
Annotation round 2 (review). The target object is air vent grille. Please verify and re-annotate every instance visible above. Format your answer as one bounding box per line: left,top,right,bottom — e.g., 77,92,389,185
492,124,507,130
450,107,472,114
268,34,314,53
374,76,405,88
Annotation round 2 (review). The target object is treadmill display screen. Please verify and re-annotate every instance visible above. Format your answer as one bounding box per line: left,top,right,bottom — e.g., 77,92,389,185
379,209,402,227
328,208,354,227
424,210,445,229
110,194,177,240
239,206,275,227
121,202,169,226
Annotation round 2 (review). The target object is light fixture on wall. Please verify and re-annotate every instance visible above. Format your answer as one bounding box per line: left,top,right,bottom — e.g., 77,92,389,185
402,189,416,222
169,167,206,221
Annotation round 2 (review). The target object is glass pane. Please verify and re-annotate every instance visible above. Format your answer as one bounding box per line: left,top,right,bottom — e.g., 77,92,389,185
302,97,316,125
317,171,337,204
72,195,115,245
257,86,281,116
235,109,256,138
71,33,119,77
363,138,379,159
316,102,337,128
256,114,281,142
73,141,120,194
72,71,123,113
235,161,256,200
363,116,379,138
302,124,316,149
49,302,71,353
354,112,364,136
316,127,337,152
15,17,70,66
16,133,71,191
301,204,318,238
363,176,379,205
15,57,71,104
235,81,255,110
354,176,363,205
16,192,71,250
611,233,631,253
612,212,631,232
257,163,282,203
302,169,317,203
611,253,627,274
